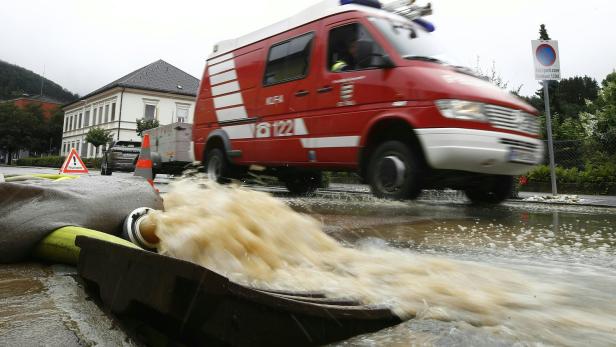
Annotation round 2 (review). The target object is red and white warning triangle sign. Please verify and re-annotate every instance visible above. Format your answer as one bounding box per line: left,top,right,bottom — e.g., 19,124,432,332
59,148,89,174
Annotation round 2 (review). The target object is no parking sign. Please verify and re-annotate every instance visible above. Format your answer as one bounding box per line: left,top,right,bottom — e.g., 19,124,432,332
532,40,560,80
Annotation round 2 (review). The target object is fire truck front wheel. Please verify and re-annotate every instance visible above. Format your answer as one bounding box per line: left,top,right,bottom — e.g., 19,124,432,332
205,148,228,183
368,141,422,200
464,175,513,205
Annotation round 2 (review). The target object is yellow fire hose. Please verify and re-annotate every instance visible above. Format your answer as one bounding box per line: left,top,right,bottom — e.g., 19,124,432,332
9,174,153,265
4,174,79,182
33,226,142,265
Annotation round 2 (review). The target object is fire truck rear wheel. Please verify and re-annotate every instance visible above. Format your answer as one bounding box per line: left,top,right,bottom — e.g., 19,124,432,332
368,141,422,200
464,175,513,205
205,148,228,183
283,171,322,196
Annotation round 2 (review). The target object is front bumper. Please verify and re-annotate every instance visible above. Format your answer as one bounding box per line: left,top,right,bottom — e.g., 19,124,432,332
415,128,544,176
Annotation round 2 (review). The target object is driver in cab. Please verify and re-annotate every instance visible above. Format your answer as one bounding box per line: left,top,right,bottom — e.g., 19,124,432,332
331,39,358,72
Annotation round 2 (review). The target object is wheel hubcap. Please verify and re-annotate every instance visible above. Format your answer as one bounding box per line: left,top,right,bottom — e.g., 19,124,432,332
377,155,406,192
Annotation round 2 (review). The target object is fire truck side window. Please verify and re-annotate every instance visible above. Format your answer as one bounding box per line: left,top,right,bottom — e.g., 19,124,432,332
263,33,314,86
328,23,385,72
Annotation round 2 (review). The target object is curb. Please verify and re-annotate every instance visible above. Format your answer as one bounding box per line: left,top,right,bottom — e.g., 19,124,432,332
506,198,616,209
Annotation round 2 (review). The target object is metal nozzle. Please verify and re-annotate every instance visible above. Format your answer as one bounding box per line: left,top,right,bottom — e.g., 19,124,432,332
123,207,159,251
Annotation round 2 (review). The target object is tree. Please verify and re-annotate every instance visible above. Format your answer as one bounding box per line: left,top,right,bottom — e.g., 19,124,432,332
21,103,48,154
601,69,616,88
0,103,27,164
473,57,522,94
47,108,65,155
0,103,51,164
85,127,114,158
533,76,599,119
136,118,159,137
539,24,551,40
587,72,616,153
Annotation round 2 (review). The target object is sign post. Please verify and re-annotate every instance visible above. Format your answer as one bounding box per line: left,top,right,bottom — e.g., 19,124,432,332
532,40,560,196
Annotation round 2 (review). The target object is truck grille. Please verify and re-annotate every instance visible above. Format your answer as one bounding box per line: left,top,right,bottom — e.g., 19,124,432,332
499,138,540,151
484,105,540,135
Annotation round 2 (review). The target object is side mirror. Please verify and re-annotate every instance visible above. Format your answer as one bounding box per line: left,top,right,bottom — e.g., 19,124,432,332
373,55,395,69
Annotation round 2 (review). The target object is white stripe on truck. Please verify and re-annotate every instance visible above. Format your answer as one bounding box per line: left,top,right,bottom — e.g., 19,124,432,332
211,81,241,97
209,59,235,75
215,106,248,122
213,92,244,109
210,70,237,86
222,124,255,139
208,53,234,66
300,136,360,149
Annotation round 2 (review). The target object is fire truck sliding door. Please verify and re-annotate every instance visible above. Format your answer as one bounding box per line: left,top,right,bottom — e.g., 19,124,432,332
255,24,318,163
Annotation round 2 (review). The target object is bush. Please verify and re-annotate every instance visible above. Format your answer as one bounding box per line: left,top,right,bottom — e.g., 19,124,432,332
16,156,102,169
16,156,65,167
526,162,616,185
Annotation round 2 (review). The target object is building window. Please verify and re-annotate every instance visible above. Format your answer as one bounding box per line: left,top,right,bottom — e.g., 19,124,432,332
263,32,314,86
79,113,83,128
73,115,77,130
111,103,116,122
176,103,189,123
104,105,109,123
98,107,103,124
93,109,97,125
84,110,90,127
64,117,68,132
144,104,156,120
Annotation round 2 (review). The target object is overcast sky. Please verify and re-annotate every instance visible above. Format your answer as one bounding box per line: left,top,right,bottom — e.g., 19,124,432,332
1,0,615,97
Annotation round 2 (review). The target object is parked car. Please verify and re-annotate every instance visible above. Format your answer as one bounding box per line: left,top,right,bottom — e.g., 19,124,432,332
193,0,543,203
101,141,141,175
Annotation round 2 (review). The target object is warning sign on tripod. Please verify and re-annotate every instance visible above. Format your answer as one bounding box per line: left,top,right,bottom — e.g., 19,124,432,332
59,148,89,174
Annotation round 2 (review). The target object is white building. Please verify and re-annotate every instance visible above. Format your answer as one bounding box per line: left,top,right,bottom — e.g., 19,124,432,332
61,60,200,158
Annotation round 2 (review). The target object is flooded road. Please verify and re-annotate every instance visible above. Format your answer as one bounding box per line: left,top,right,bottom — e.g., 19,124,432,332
285,196,616,346
1,171,615,346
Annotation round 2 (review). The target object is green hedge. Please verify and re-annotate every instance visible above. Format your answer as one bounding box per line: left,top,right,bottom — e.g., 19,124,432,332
523,163,616,195
16,156,102,169
526,163,616,185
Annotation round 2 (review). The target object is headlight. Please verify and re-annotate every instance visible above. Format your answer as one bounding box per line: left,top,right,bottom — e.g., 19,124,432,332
435,99,488,122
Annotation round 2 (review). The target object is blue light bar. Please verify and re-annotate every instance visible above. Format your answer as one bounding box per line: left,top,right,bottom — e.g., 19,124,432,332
340,0,382,9
413,18,435,32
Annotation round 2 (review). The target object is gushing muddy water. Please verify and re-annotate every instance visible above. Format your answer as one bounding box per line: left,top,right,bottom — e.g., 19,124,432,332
150,180,616,346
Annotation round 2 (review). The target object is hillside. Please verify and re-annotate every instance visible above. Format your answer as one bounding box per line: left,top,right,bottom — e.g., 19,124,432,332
0,59,79,103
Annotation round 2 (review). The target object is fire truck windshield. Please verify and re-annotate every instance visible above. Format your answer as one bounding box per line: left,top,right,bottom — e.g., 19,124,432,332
369,16,449,64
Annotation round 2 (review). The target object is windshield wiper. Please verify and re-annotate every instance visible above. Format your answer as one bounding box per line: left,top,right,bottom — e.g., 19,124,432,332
403,55,443,64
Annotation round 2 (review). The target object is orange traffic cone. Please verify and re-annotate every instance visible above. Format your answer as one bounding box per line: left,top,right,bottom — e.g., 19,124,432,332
134,133,156,190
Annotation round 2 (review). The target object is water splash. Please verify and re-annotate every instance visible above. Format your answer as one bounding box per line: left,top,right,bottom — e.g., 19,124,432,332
150,179,616,346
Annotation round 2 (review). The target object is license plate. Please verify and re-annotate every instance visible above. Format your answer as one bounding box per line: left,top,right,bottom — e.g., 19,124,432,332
508,149,536,164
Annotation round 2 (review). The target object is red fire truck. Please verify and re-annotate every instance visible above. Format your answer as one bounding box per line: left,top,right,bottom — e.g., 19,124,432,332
193,0,543,204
